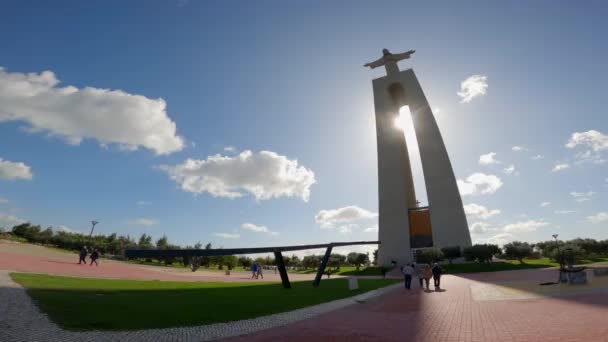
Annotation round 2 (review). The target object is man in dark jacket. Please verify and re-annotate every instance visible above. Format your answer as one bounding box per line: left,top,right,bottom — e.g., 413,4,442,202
432,262,443,290
78,246,88,265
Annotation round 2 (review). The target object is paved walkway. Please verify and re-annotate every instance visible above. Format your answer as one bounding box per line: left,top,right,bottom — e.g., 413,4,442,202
224,269,608,341
3,241,608,341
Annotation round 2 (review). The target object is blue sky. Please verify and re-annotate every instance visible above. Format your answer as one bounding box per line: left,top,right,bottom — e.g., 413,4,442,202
0,1,606,252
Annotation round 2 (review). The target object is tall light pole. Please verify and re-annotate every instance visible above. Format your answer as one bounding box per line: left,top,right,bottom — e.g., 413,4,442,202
89,220,99,242
552,234,564,282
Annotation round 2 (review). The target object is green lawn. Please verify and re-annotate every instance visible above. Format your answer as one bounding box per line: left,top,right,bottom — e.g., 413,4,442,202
443,257,608,274
11,273,399,331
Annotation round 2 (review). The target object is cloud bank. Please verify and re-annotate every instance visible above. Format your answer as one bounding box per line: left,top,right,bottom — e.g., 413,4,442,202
160,150,315,202
0,67,184,155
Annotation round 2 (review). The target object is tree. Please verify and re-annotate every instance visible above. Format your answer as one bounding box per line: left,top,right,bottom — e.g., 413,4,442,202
328,254,346,269
415,247,444,264
503,241,533,264
463,244,500,263
238,256,252,269
372,249,378,266
156,235,169,249
223,255,238,270
302,255,321,269
441,246,462,264
347,252,369,270
138,234,153,249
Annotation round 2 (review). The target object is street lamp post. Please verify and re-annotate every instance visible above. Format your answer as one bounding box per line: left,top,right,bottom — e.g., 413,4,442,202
89,220,99,242
552,234,565,282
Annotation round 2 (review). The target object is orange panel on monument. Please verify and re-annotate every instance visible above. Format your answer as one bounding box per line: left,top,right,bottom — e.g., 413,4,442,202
409,209,433,248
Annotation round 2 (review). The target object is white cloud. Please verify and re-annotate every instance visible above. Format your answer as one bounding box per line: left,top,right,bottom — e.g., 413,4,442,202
129,218,159,226
554,210,576,215
0,67,184,155
0,197,8,204
503,164,515,175
464,203,501,219
552,163,570,172
457,173,503,196
363,224,378,233
566,130,608,164
502,220,549,233
337,224,355,234
587,212,608,224
0,212,25,228
479,152,500,165
570,191,595,202
512,146,530,152
224,146,236,152
469,222,492,234
476,233,512,246
0,158,33,180
214,232,240,239
566,130,608,152
458,74,488,103
531,154,544,160
540,202,551,207
315,205,377,228
159,150,315,202
241,222,278,235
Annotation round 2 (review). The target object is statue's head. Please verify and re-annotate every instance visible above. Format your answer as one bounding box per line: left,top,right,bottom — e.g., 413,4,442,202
382,48,391,56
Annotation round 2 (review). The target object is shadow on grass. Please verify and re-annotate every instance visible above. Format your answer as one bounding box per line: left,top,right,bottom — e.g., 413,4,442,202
10,273,398,331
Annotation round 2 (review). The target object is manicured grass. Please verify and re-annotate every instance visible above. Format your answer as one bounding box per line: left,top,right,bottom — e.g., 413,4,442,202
443,257,608,274
11,273,399,331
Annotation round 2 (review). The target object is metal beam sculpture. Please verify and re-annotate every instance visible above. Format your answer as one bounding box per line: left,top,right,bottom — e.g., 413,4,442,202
125,241,379,289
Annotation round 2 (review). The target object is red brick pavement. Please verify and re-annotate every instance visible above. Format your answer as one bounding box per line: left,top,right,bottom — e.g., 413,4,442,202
224,269,608,342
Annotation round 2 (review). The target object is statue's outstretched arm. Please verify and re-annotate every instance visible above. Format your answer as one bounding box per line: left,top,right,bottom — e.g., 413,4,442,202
392,49,416,60
363,57,385,69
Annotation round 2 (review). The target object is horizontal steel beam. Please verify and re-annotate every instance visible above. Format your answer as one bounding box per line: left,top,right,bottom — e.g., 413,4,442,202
124,241,379,259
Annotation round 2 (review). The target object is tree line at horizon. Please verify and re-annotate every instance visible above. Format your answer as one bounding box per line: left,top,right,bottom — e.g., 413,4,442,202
3,222,607,269
1,222,370,270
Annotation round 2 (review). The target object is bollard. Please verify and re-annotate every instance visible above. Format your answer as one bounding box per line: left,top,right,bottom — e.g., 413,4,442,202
348,277,359,290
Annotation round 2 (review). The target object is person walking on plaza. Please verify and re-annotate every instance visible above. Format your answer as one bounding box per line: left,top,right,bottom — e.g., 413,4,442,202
251,263,258,279
256,263,264,279
432,262,443,290
413,262,424,289
423,263,433,291
78,246,88,265
402,263,414,290
89,248,99,266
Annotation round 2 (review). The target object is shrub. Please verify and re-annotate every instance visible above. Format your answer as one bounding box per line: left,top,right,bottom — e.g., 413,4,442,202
441,246,462,264
415,247,444,264
463,244,500,263
503,241,533,264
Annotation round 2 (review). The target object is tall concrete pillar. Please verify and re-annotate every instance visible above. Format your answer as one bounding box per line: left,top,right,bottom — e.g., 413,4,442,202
401,69,472,249
373,75,416,267
372,67,471,266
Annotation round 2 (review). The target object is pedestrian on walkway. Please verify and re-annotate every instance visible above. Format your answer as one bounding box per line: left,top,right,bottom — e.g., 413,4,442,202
402,263,414,290
89,248,99,266
256,263,264,279
251,263,258,279
432,262,443,290
413,262,424,289
78,246,88,265
423,263,433,291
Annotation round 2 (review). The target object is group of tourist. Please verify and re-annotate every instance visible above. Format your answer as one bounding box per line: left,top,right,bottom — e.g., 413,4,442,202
401,262,442,291
250,263,264,279
78,246,100,266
